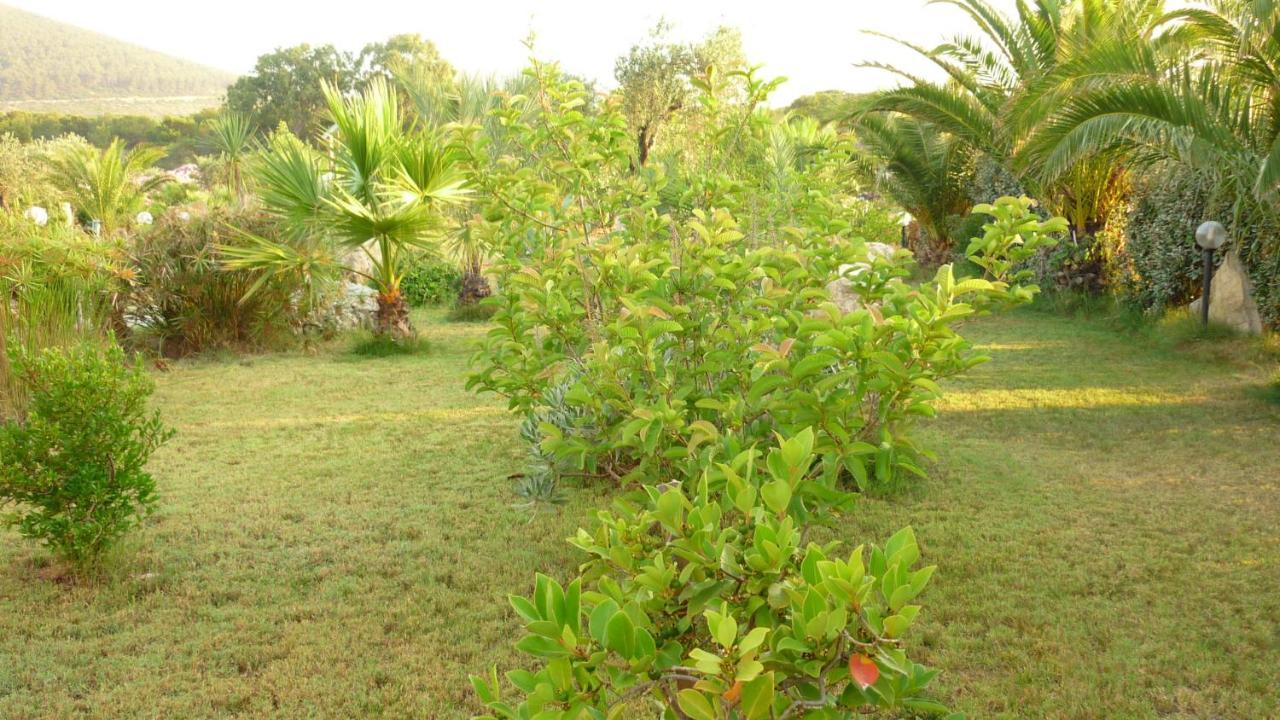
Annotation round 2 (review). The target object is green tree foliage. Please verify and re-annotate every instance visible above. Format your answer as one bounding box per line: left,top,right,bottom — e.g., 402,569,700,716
358,33,455,89
787,91,871,127
225,44,357,140
614,24,747,166
0,4,232,106
0,341,172,570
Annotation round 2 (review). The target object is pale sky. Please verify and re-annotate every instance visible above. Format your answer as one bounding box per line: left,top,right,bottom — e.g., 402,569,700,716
6,0,1017,105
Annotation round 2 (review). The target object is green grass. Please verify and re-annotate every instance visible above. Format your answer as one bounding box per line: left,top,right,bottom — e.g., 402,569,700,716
1,309,1277,719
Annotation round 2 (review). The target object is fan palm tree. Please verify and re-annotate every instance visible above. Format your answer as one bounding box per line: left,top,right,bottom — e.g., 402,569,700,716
397,70,536,307
205,112,257,205
44,139,168,236
221,78,469,339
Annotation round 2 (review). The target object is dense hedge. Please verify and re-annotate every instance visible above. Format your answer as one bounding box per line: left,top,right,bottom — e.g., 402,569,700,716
1117,166,1280,327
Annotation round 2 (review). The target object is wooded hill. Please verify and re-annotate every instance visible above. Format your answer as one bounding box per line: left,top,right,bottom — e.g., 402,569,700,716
0,3,234,115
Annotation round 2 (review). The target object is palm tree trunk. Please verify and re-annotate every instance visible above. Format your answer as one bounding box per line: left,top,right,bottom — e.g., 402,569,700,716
375,291,413,339
457,268,492,306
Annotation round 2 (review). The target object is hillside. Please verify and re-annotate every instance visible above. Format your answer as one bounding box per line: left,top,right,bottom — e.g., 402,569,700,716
0,3,235,116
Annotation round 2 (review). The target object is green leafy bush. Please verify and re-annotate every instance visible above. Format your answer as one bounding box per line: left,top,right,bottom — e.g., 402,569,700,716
467,57,1063,720
0,342,172,568
400,259,462,306
473,429,947,719
463,58,1064,494
471,199,1060,492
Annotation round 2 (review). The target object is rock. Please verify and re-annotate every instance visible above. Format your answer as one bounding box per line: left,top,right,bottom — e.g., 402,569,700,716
826,242,898,314
343,240,381,281
168,164,201,185
23,206,48,226
330,281,379,331
1188,250,1263,335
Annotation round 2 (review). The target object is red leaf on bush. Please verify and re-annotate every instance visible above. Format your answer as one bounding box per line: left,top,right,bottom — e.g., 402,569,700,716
848,654,879,689
722,680,742,704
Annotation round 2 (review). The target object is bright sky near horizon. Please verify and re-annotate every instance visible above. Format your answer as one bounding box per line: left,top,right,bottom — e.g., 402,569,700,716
5,0,1017,105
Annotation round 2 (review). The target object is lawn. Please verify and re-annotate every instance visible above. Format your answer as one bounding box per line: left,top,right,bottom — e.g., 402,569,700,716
0,309,1276,719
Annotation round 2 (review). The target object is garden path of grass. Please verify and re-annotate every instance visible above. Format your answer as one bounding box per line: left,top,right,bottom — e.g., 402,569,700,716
0,310,1276,719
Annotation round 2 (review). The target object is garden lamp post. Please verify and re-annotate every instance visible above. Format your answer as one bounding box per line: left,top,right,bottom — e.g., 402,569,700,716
1195,221,1228,327
898,211,913,246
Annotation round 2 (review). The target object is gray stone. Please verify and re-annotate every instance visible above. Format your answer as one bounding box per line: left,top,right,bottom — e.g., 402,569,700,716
826,242,898,315
1189,250,1263,335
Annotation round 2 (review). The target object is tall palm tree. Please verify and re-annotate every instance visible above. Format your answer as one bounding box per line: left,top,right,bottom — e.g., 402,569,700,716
857,0,1162,233
221,78,469,339
1024,0,1280,220
44,139,168,236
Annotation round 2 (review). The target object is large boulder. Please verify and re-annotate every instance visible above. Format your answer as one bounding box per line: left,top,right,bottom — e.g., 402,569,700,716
1188,250,1263,335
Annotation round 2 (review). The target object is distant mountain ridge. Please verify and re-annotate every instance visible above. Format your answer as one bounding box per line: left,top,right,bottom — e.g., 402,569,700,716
0,3,235,116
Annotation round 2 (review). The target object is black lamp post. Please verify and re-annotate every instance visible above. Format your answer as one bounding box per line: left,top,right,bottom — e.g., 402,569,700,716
1195,221,1228,327
898,211,913,247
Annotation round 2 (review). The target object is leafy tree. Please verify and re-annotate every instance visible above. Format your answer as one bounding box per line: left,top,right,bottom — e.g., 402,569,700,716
357,33,454,89
225,44,356,139
614,24,748,166
221,79,469,340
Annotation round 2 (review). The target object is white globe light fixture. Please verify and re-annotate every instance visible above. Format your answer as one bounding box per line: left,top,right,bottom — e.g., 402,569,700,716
1194,221,1228,326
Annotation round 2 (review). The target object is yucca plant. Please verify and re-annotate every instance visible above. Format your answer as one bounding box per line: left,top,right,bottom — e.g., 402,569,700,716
205,112,258,205
44,139,168,237
221,78,469,340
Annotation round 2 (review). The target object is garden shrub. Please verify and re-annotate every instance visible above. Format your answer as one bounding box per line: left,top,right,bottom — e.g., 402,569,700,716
471,192,1061,492
467,57,1064,719
128,206,307,356
473,430,950,719
467,61,1063,493
1118,165,1280,327
400,259,462,307
0,341,172,569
